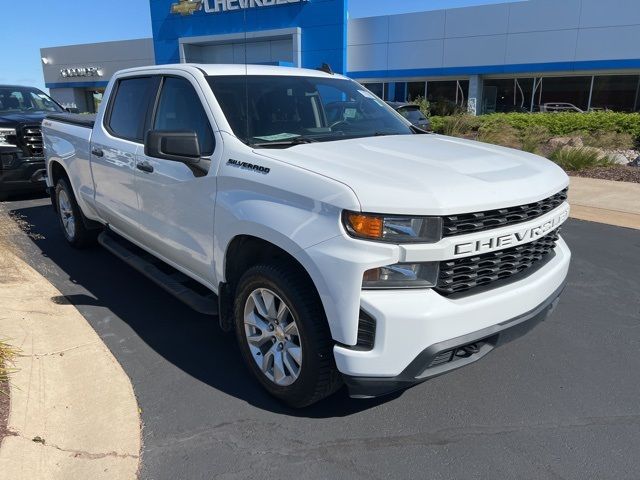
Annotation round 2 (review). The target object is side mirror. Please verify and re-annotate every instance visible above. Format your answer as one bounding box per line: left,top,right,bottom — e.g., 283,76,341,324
144,130,201,163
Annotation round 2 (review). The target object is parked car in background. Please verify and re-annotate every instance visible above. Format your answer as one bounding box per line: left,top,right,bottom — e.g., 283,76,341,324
0,85,64,200
386,102,431,131
539,102,584,113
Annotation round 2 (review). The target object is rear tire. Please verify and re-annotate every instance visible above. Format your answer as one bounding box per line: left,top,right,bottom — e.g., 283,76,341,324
0,192,8,202
234,263,342,408
55,177,98,248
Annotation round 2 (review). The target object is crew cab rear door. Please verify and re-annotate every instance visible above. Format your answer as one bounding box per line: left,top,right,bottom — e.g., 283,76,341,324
133,74,221,286
90,76,160,232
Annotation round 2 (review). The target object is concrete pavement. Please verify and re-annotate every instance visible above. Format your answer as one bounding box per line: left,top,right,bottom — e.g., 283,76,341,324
569,176,640,230
0,208,141,479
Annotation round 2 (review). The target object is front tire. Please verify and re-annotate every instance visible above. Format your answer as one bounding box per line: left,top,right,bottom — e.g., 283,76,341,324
234,264,342,408
55,177,98,248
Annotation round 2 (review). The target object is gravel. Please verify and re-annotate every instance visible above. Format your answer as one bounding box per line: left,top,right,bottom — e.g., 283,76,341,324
569,165,640,183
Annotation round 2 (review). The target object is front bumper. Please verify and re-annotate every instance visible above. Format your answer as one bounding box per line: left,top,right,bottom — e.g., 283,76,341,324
0,148,46,195
344,281,565,398
334,237,571,398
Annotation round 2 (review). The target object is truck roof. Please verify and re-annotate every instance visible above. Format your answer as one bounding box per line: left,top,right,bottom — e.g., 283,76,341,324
116,63,349,80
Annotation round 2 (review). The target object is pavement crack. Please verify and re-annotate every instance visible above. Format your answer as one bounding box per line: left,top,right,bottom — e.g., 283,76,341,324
19,341,100,358
15,432,139,460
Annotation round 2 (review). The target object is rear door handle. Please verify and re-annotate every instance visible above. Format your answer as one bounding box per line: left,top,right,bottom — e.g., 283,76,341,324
91,147,104,157
136,161,154,173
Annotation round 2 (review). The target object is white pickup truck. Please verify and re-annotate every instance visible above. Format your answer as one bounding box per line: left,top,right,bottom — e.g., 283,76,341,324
42,64,571,407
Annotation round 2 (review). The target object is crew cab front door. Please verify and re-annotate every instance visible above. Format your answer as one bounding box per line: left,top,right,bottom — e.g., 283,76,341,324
133,75,220,287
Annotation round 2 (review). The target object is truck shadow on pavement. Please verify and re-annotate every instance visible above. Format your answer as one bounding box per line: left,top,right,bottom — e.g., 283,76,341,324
10,203,401,418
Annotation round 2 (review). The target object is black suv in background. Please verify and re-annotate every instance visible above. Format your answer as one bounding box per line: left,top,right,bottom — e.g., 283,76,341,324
386,102,431,131
0,85,65,200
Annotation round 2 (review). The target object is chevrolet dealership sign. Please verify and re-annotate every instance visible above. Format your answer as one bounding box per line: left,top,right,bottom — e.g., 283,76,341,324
171,0,307,16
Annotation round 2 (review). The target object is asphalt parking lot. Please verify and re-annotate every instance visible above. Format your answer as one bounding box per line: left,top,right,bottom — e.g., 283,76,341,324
3,194,640,480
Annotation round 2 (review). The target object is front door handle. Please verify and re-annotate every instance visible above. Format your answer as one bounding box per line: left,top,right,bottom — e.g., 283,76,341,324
136,161,154,173
91,147,104,157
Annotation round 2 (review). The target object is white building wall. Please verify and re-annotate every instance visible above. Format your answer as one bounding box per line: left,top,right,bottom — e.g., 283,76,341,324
347,0,640,78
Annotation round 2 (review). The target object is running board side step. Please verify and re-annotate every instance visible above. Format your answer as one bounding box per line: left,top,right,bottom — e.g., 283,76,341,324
98,231,218,315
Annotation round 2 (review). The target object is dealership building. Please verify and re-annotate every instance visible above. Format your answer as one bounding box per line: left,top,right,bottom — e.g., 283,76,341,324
41,0,640,115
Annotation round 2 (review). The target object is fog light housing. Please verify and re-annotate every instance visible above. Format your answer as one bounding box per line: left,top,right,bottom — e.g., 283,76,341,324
363,262,439,289
1,153,15,169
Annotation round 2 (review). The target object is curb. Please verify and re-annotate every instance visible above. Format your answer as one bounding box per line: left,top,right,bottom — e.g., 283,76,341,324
0,243,141,479
569,177,640,230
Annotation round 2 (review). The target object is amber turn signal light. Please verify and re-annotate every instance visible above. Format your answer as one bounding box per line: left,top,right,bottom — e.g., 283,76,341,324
344,212,384,239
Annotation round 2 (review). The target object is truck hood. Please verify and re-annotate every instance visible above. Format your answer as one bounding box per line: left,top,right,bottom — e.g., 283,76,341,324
256,134,569,215
0,112,49,126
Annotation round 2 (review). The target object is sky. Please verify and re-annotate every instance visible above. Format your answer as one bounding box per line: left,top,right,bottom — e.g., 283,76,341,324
0,0,515,92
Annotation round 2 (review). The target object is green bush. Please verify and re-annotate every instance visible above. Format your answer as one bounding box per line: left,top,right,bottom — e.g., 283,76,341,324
430,112,640,140
520,125,552,154
549,147,615,171
440,114,481,137
411,96,431,117
477,121,521,149
582,130,635,150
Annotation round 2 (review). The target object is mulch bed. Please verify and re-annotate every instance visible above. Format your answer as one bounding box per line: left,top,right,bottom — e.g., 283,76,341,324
569,165,640,184
0,376,9,443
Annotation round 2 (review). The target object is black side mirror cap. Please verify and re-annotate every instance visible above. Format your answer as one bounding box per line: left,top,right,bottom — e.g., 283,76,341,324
144,130,201,163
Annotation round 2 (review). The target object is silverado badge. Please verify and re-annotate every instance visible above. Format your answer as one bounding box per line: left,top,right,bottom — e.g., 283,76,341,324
170,0,203,15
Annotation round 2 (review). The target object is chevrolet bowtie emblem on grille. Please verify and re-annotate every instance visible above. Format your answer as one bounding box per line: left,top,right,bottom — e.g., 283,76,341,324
170,0,203,15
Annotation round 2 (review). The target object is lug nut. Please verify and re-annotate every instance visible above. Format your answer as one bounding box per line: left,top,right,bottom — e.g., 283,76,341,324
277,343,284,351
268,325,275,332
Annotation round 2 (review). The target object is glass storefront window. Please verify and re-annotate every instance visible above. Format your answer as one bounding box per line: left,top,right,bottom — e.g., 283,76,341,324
386,82,407,102
362,82,384,99
590,75,640,112
407,82,426,101
427,80,469,115
482,78,534,113
537,76,592,112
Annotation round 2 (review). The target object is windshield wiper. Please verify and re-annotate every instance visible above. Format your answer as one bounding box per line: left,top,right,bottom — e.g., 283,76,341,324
250,137,318,149
373,132,400,137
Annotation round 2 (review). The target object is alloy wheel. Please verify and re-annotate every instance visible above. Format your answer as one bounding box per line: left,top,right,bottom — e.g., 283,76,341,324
243,288,303,386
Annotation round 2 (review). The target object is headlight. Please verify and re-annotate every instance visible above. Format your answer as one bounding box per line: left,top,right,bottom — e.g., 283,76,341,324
0,128,17,147
342,211,442,243
363,262,439,289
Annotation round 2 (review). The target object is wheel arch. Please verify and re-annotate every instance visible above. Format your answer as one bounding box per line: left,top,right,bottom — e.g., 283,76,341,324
219,233,341,343
48,160,69,211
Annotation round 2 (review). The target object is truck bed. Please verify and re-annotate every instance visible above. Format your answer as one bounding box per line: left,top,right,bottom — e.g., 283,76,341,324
46,113,96,129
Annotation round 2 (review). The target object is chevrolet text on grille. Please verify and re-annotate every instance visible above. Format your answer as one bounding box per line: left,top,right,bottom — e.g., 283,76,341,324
453,206,569,256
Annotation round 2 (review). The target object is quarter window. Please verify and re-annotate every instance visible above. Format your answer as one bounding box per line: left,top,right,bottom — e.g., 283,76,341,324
108,77,157,142
153,77,215,156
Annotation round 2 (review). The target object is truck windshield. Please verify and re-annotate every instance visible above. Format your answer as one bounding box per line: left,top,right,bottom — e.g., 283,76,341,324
207,75,413,147
0,87,64,114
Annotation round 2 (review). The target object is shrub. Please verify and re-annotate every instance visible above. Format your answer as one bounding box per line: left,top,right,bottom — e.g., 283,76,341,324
440,114,480,137
520,125,551,154
549,147,615,171
477,121,521,149
429,111,640,141
411,96,431,117
582,130,635,150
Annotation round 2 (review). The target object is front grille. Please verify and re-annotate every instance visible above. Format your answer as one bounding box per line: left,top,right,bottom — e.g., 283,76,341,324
442,189,568,237
20,125,44,157
436,230,560,296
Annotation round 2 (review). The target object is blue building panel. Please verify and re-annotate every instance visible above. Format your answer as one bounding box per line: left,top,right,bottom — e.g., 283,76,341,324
150,0,348,73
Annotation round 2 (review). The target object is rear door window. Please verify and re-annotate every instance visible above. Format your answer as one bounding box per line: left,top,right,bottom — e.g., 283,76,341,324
108,77,158,142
